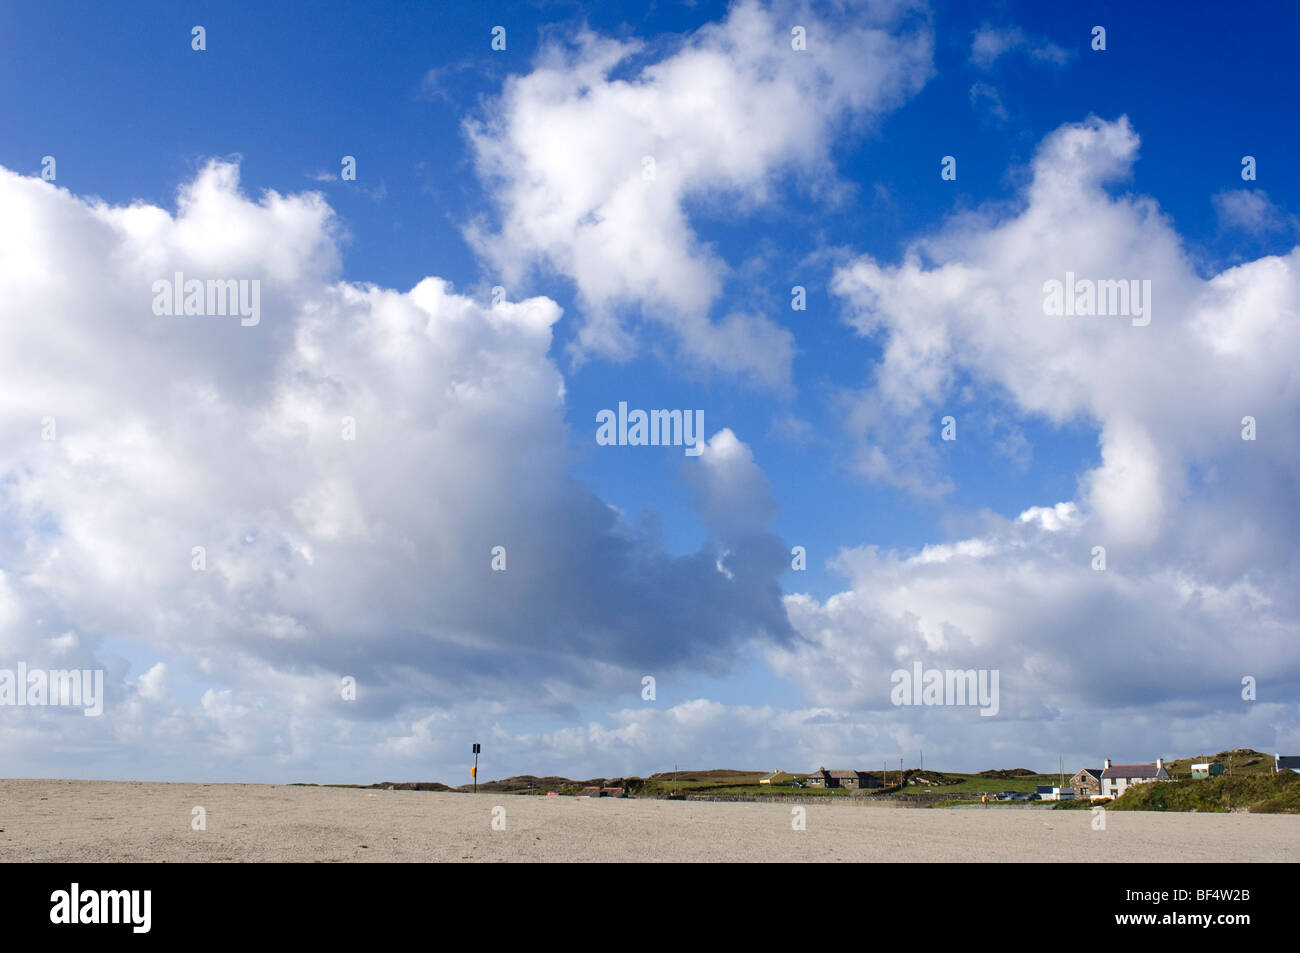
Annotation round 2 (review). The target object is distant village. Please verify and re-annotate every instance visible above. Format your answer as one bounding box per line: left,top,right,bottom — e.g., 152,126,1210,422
442,748,1299,802
772,753,1300,801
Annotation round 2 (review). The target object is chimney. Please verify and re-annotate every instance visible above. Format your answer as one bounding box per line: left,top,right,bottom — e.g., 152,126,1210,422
1104,758,1111,770
1156,757,1164,771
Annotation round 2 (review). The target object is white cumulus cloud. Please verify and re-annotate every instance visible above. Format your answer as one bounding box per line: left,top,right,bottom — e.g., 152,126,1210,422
465,0,933,387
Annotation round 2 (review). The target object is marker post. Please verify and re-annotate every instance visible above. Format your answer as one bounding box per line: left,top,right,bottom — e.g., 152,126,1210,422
472,742,480,793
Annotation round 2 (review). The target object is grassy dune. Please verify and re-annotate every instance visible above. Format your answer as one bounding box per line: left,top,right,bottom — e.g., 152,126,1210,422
1107,771,1300,813
1161,748,1275,779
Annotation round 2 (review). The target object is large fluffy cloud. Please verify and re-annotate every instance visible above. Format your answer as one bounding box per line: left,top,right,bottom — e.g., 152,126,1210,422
778,116,1300,756
0,162,794,778
465,0,934,387
833,115,1300,556
773,502,1299,710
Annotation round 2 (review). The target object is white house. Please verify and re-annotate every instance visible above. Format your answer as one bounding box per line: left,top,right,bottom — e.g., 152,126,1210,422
1035,785,1074,801
1276,754,1300,774
1100,758,1170,798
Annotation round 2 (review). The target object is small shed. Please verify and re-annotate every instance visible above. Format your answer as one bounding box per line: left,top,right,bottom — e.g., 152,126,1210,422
1035,785,1075,801
1191,762,1224,779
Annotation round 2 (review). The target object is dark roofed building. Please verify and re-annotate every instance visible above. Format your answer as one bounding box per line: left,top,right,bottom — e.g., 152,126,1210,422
1100,758,1170,797
802,767,828,787
1276,755,1300,774
823,769,878,790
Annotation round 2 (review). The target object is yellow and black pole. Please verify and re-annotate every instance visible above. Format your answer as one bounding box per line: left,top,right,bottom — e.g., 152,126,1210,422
472,742,480,793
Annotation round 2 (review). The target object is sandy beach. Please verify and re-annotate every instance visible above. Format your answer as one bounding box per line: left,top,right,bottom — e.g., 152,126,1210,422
1,779,1295,862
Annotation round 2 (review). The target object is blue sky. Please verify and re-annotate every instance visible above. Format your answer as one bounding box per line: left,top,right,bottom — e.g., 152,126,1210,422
1,1,1298,782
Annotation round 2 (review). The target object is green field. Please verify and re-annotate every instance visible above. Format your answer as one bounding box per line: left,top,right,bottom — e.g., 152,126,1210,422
631,768,1065,798
637,770,852,797
914,773,1055,794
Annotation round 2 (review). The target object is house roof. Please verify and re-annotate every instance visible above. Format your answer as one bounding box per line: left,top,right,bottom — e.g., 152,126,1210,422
1073,768,1103,779
1277,756,1300,770
1101,763,1162,779
826,769,864,779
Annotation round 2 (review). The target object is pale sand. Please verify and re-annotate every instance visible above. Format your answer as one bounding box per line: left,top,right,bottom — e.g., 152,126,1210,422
1,779,1295,862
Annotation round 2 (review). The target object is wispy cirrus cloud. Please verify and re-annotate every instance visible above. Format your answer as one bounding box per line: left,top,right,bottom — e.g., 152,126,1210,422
1212,188,1297,236
970,23,1071,70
